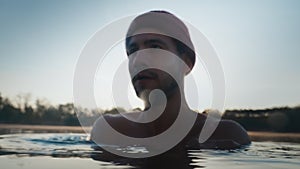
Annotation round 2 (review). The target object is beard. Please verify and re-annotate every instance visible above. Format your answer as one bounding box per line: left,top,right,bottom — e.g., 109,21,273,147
134,75,179,101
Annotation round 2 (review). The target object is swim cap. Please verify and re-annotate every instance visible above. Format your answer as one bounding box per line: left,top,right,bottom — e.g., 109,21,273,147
126,10,196,68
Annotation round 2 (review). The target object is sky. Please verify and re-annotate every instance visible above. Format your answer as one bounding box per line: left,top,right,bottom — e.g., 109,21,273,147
0,0,300,111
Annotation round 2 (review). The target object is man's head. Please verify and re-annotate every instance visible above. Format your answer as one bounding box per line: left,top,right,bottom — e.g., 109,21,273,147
125,11,195,100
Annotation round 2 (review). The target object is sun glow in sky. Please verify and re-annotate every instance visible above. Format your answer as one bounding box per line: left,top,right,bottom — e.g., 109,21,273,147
1,0,300,110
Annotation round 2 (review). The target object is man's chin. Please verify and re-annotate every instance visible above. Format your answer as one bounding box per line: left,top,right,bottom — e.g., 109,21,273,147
136,89,152,99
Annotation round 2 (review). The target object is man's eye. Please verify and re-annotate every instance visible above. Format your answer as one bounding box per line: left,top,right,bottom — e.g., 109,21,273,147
128,47,138,54
150,44,162,49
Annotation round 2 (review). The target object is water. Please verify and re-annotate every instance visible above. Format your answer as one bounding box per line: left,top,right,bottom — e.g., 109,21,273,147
0,133,299,169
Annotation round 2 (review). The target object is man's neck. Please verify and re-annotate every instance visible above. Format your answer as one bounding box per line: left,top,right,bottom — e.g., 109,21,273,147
143,87,191,135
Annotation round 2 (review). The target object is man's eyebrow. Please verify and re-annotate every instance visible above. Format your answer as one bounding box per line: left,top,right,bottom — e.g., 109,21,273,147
127,37,138,48
126,37,168,50
127,41,137,48
144,39,167,46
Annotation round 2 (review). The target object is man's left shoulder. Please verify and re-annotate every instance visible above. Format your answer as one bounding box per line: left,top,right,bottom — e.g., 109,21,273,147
213,119,251,145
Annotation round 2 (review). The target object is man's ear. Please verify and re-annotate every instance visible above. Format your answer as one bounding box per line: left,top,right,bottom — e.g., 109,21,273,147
181,53,194,75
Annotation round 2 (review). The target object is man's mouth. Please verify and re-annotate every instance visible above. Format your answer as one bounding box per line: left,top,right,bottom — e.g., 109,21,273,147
132,70,157,83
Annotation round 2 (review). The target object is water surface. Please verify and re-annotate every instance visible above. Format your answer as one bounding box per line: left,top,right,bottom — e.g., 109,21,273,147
0,133,299,169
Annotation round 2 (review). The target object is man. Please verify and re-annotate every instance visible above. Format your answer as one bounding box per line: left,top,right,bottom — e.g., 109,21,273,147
91,10,250,153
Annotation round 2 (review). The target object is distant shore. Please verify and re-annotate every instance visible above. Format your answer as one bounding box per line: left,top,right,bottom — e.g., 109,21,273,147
1,124,300,143
247,131,300,143
0,124,91,134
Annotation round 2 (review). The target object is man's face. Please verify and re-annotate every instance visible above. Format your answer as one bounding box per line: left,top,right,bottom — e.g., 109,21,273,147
126,33,185,99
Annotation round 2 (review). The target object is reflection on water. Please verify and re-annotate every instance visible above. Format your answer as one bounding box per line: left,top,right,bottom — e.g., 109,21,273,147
91,145,199,168
0,133,300,169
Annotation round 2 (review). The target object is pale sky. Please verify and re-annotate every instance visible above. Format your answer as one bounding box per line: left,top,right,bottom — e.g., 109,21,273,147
1,0,300,110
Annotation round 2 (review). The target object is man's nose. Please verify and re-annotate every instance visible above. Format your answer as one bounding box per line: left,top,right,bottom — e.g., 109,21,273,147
129,48,154,76
131,50,148,69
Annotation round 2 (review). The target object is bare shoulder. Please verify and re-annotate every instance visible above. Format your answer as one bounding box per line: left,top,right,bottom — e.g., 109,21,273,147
91,112,142,142
91,114,116,143
211,119,251,145
93,111,140,126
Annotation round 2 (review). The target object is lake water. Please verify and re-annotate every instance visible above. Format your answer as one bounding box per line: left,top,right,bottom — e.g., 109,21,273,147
0,133,299,169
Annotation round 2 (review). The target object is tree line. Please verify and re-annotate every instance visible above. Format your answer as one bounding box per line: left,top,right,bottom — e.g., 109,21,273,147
0,93,126,126
0,93,299,132
222,106,300,132
0,93,80,125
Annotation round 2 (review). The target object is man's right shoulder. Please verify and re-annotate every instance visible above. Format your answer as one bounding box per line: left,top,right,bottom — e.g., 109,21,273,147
91,113,124,132
91,112,141,141
93,111,141,125
90,114,122,145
